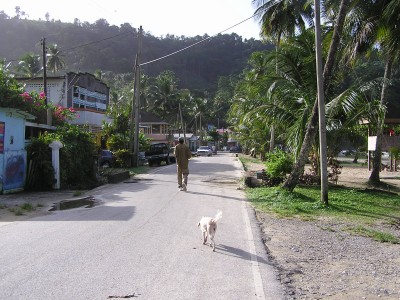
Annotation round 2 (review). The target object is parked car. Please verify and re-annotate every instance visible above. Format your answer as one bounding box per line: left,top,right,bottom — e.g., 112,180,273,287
99,150,114,168
197,146,213,156
229,146,241,153
211,145,217,155
145,143,173,166
169,146,176,163
339,149,355,156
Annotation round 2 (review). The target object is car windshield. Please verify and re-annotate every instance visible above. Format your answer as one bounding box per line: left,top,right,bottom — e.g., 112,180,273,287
199,146,209,150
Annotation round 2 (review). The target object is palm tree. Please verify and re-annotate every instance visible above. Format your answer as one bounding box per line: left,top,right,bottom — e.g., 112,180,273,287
46,44,65,74
253,0,313,42
368,0,400,185
16,53,42,78
253,0,313,151
282,0,351,191
230,30,318,158
148,70,180,122
341,0,400,185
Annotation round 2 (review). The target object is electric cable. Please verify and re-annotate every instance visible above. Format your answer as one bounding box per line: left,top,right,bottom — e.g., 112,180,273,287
140,13,258,66
3,12,260,70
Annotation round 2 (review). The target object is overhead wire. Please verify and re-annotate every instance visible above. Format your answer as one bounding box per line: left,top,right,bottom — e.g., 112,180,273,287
2,28,136,65
140,13,259,66
3,12,260,71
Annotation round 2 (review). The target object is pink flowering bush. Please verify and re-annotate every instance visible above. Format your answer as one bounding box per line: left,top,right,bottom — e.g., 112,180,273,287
19,91,78,125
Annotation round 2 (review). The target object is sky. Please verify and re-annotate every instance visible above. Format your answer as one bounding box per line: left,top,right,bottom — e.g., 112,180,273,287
2,0,262,39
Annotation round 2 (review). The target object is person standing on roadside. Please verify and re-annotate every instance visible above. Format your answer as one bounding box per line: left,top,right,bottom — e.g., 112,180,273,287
174,137,192,191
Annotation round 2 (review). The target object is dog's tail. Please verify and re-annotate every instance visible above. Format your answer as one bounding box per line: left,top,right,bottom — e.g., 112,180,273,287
212,210,222,223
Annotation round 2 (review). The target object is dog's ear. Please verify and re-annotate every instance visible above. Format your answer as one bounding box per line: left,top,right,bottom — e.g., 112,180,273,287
197,222,200,227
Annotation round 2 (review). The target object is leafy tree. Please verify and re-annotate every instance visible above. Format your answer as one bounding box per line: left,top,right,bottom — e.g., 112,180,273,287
208,130,220,143
47,43,65,74
351,0,400,185
15,52,41,77
0,64,23,107
46,124,99,189
283,0,351,191
253,0,313,150
229,30,317,159
25,138,56,190
148,70,180,122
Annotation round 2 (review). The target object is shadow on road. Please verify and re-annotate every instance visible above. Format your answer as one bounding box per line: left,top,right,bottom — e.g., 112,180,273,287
216,244,273,266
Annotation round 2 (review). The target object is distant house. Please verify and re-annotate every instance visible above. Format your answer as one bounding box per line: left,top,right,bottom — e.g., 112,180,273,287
140,111,173,144
16,72,112,132
0,108,35,194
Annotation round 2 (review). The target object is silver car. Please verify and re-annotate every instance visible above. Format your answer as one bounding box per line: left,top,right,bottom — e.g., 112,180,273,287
197,146,213,156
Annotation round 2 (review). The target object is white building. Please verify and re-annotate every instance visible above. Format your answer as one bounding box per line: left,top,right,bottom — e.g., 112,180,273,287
17,72,112,132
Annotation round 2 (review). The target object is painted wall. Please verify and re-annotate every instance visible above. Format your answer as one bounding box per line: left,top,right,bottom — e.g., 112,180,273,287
0,110,27,193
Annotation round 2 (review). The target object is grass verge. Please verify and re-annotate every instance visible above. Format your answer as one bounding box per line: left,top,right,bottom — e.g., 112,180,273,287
246,185,400,244
240,154,400,244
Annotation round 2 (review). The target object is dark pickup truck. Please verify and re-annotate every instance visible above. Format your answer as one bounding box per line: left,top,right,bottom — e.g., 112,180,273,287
145,143,175,166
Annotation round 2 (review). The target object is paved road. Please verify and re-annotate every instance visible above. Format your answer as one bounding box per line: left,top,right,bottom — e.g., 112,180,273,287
0,153,284,300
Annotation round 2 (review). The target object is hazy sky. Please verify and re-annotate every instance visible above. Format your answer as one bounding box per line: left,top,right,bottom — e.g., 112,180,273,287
2,0,262,39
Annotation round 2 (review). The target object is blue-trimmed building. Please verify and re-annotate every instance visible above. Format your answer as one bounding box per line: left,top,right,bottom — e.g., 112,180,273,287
0,108,35,194
17,72,112,133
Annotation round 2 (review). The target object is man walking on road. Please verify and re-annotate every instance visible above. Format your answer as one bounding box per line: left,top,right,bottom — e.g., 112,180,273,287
174,137,192,191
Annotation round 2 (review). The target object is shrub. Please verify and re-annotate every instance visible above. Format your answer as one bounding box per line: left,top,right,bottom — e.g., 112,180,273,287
262,149,293,187
50,124,98,189
27,124,99,190
113,149,132,168
26,138,56,190
264,149,293,178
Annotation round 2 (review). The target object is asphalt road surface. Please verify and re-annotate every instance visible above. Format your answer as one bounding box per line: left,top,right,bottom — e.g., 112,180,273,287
0,153,284,300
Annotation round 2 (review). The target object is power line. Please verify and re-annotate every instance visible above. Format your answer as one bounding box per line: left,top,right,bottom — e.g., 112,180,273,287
3,29,136,65
140,13,258,66
3,12,260,69
61,30,135,53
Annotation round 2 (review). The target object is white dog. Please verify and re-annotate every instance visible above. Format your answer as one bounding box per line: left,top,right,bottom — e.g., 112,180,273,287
197,210,222,251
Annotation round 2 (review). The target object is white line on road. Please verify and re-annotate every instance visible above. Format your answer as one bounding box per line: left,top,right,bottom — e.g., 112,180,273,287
242,200,266,300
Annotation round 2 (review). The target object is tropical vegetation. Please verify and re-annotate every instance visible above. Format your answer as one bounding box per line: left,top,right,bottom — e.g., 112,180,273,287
228,0,400,203
1,1,400,197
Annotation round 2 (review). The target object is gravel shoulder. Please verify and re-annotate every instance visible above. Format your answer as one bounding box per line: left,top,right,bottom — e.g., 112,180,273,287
245,158,400,299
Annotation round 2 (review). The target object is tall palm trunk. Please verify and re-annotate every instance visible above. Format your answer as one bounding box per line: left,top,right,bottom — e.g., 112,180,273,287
270,39,280,152
368,57,393,185
283,0,350,191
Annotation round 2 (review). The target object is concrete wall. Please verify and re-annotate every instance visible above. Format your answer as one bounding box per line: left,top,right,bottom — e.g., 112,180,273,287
0,110,28,193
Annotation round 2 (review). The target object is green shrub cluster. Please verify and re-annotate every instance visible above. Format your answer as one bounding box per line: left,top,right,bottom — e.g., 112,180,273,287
262,149,293,186
27,124,99,190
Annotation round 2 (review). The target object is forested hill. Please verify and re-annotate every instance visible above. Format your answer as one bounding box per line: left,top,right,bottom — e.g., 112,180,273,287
0,14,273,91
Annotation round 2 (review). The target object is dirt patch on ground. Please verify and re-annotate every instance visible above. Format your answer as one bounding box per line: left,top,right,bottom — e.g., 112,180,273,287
245,157,400,299
0,190,77,226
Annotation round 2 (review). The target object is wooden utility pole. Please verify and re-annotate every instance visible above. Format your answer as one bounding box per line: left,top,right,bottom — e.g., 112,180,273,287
41,37,52,125
131,26,143,167
314,0,328,205
41,37,48,104
179,102,186,144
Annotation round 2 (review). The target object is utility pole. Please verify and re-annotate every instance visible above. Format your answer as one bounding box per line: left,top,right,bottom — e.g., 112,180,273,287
179,102,186,144
199,112,202,146
41,37,52,125
41,37,47,104
314,0,328,205
131,26,143,167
